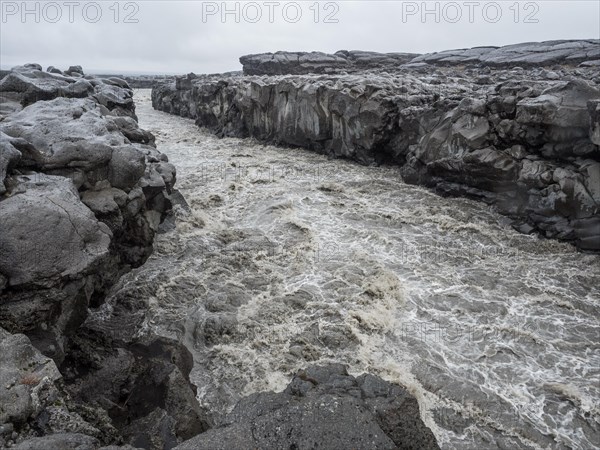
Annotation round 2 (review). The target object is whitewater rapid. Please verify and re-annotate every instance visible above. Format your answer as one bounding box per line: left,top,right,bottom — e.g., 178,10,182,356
118,90,599,449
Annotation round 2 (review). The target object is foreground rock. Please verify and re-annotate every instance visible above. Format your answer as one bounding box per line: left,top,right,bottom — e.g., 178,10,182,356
61,328,209,449
0,327,118,448
0,290,208,449
153,40,600,251
176,364,439,450
0,65,201,449
0,65,136,117
1,65,176,363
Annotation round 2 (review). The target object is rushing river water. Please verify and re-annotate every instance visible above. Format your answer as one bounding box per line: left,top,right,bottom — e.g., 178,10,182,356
118,90,599,449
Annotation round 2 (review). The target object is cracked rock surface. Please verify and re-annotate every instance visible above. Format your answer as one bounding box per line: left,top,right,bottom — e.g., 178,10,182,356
0,65,206,449
153,39,600,250
175,364,439,450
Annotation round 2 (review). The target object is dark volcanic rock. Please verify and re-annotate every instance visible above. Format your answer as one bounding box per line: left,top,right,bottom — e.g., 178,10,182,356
61,328,209,450
0,69,94,107
0,64,175,359
0,327,63,427
239,41,599,76
240,50,418,75
0,174,112,361
0,327,121,448
175,364,439,450
153,40,600,251
410,39,600,67
0,96,175,361
0,63,206,450
0,65,137,118
95,74,176,90
0,132,22,194
12,433,100,450
240,51,350,75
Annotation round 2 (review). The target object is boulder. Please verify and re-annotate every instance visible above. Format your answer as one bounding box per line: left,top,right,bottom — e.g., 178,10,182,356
0,328,62,425
47,66,63,75
0,174,112,360
62,328,210,450
107,145,147,190
65,66,84,76
516,81,600,145
12,433,99,450
0,69,94,106
175,365,439,450
93,83,135,117
0,98,123,172
0,328,116,448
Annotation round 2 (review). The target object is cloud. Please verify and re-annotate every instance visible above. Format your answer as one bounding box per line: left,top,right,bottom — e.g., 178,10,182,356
1,1,598,74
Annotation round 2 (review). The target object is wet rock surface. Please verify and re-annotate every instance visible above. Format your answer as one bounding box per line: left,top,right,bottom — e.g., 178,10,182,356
0,65,202,449
175,364,439,450
153,39,600,251
1,65,176,363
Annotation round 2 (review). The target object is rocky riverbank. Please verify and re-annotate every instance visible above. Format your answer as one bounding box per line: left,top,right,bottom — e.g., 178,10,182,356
152,39,600,251
0,65,438,449
0,63,199,448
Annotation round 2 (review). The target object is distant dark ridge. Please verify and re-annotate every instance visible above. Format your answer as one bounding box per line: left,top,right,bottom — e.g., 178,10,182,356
240,40,600,75
94,73,175,89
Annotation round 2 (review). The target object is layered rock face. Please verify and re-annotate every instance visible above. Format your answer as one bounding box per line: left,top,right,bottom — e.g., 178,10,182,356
153,40,600,251
409,39,600,67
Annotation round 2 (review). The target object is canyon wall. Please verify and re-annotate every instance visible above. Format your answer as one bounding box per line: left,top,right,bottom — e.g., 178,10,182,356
0,64,439,449
152,41,600,251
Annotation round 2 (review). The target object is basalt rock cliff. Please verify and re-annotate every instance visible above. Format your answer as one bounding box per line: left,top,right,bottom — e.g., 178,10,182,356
152,40,600,251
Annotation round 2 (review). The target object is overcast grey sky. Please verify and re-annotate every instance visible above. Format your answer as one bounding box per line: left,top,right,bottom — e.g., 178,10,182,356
1,1,598,74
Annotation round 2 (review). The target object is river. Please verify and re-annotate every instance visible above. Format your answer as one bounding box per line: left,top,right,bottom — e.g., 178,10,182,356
108,89,600,449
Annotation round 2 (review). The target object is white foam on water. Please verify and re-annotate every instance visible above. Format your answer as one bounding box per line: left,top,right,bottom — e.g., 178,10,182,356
122,90,600,449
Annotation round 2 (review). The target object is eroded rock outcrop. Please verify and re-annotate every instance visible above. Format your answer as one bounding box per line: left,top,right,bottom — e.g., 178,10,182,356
0,327,121,448
175,364,439,450
153,41,600,250
0,65,207,449
1,65,176,362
